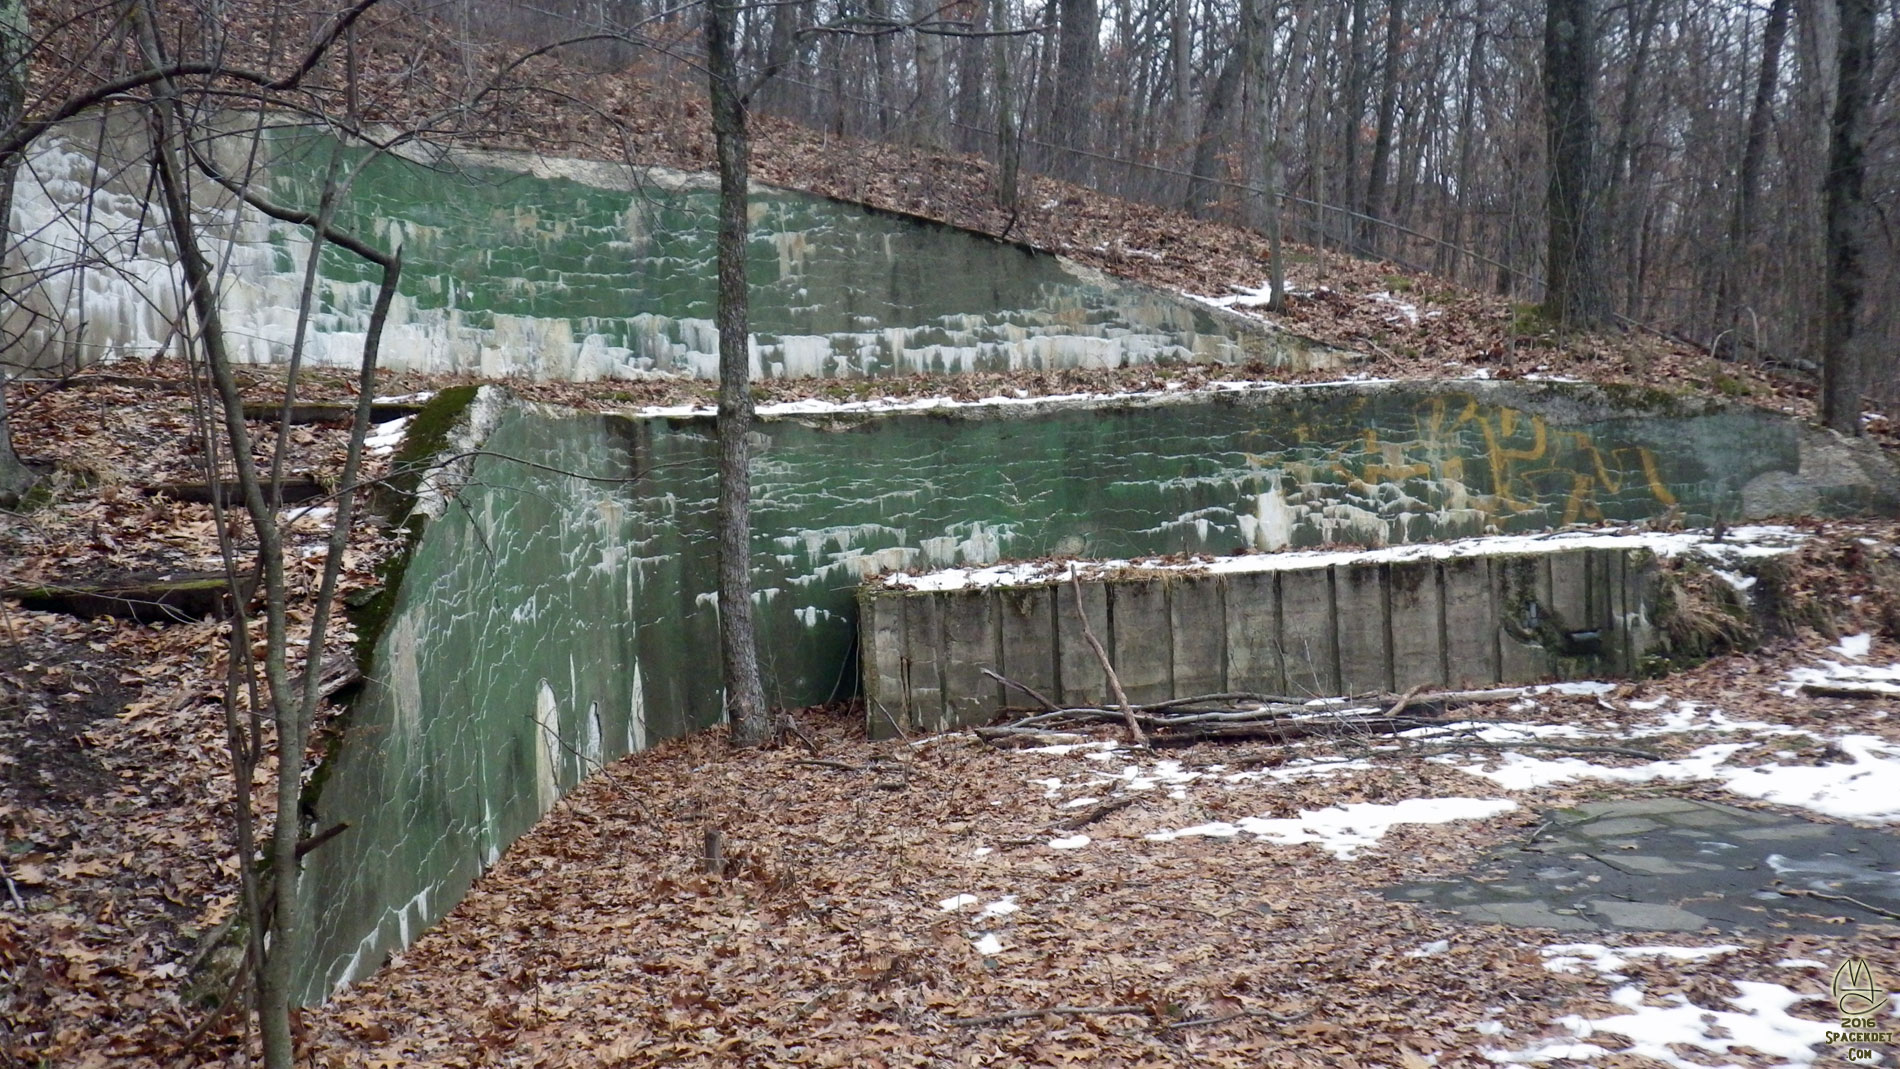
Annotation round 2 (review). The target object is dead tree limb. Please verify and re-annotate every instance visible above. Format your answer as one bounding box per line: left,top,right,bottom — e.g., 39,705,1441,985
982,667,1058,711
1054,795,1139,831
1070,573,1147,748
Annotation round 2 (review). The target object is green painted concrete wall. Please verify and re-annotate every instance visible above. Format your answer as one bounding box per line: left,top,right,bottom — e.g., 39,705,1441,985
9,114,1326,378
295,379,1897,1002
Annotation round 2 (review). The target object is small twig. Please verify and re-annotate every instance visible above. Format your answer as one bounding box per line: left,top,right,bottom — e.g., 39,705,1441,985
873,698,911,741
982,667,1058,711
1776,887,1900,921
950,1004,1146,1027
794,759,868,773
1162,1006,1314,1030
1055,795,1139,831
778,713,822,755
1069,574,1147,749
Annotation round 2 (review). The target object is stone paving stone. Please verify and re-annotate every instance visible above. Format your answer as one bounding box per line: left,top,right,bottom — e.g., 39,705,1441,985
1586,899,1711,932
1386,797,1900,935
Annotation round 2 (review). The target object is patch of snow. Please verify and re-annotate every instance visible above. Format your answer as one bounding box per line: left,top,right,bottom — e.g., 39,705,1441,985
1407,940,1451,958
1048,835,1091,850
1536,681,1619,696
1450,734,1900,823
971,847,993,858
1061,796,1102,809
881,527,1804,592
364,415,412,455
938,893,978,911
1368,290,1421,326
1716,734,1900,822
1445,742,1752,792
1783,660,1900,697
1776,958,1828,968
979,897,1019,918
972,933,1004,956
1483,980,1832,1068
1146,797,1518,859
1831,633,1873,660
637,376,1396,421
1539,943,1740,978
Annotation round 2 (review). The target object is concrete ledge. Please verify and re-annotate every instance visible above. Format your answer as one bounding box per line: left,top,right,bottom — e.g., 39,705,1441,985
861,528,1799,736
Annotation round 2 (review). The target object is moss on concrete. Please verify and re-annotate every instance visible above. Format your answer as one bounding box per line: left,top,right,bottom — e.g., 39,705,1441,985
348,385,481,678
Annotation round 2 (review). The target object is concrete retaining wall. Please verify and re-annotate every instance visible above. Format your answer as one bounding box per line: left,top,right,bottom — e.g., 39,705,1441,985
859,538,1686,735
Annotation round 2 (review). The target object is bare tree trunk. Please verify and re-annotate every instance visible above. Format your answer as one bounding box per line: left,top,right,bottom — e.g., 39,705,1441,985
1820,0,1872,434
992,0,1024,212
1170,0,1192,189
1340,0,1369,246
1363,0,1404,254
1187,21,1243,218
953,0,988,150
1239,0,1269,228
1259,0,1288,311
912,0,947,147
706,0,771,745
1716,0,1792,360
1442,21,1484,281
1052,0,1099,177
0,0,34,505
1543,0,1610,329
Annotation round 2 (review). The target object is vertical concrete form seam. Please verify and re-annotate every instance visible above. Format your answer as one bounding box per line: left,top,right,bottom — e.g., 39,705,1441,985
1486,557,1503,682
895,594,913,735
1272,570,1286,695
1327,565,1343,696
1380,562,1397,693
1163,579,1177,697
929,597,950,734
1436,561,1451,686
988,588,1005,712
1048,582,1064,704
1217,576,1231,693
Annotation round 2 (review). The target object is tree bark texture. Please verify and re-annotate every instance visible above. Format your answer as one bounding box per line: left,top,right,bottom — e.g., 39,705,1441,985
706,0,772,745
1820,0,1873,434
1543,0,1611,328
0,0,34,504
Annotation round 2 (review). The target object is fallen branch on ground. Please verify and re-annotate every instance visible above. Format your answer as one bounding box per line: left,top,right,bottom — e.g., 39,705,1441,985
1776,887,1900,920
971,682,1639,750
950,1004,1146,1027
1054,795,1139,831
1071,574,1148,748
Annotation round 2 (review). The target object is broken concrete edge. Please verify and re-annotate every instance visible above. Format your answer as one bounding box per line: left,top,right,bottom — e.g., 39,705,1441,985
858,530,1807,738
342,383,504,688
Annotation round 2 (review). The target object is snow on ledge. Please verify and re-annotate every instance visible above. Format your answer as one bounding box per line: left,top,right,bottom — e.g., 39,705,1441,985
631,376,1396,420
878,526,1806,593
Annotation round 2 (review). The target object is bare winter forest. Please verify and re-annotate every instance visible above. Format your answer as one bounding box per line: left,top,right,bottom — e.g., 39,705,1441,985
2,0,1899,1065
465,0,1900,397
